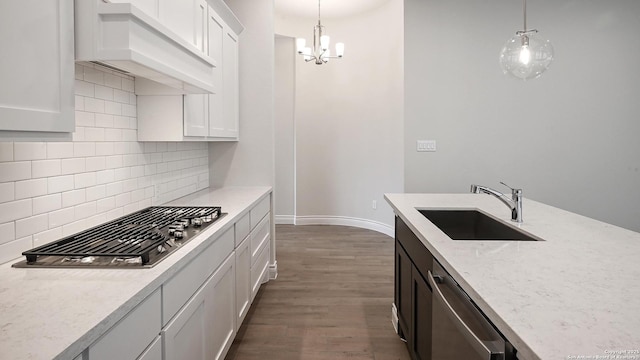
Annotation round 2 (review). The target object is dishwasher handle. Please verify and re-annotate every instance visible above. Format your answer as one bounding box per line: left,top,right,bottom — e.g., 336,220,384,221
428,270,504,359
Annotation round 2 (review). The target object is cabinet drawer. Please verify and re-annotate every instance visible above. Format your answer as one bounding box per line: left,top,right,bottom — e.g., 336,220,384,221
250,196,270,229
250,242,269,302
250,215,270,266
163,226,234,325
235,212,250,247
89,289,161,360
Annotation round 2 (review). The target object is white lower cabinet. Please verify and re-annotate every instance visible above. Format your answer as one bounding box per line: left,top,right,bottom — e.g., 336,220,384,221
138,336,162,360
89,289,161,360
162,253,236,360
235,236,251,329
251,242,270,303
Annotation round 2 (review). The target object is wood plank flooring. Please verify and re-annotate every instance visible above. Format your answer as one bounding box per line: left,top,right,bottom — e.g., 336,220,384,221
225,224,411,360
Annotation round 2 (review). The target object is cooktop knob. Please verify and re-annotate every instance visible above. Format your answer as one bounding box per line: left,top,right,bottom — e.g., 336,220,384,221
192,218,203,227
174,230,184,239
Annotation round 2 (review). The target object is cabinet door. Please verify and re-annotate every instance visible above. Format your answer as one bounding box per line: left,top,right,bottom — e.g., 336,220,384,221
158,0,207,51
207,8,225,137
410,266,432,360
221,29,240,137
163,253,236,360
235,236,251,330
183,94,209,137
137,336,162,360
0,0,74,133
395,241,412,340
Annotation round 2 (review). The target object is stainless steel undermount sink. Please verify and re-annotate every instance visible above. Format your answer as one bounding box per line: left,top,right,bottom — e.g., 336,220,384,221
419,209,543,241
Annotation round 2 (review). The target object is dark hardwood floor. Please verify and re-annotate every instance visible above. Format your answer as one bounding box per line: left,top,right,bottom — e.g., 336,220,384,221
225,224,411,360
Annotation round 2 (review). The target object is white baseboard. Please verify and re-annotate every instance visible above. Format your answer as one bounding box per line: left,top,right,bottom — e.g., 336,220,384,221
294,215,394,237
274,215,295,224
268,261,278,280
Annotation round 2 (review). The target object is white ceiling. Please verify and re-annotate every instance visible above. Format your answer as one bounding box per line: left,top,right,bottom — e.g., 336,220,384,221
274,0,391,18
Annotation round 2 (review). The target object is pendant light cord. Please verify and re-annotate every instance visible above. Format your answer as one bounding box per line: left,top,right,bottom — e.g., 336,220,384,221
523,0,527,31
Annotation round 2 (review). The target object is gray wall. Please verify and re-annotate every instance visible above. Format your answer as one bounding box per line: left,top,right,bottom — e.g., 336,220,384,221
405,0,640,232
274,36,296,220
275,0,404,232
209,0,275,188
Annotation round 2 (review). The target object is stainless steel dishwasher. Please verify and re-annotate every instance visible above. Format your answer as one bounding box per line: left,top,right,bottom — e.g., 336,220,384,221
428,261,514,360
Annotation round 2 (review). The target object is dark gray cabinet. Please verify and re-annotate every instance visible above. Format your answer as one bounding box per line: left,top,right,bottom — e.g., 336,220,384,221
395,216,433,360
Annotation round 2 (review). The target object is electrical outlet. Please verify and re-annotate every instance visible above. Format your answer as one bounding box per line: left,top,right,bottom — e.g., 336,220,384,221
372,200,377,210
417,140,437,152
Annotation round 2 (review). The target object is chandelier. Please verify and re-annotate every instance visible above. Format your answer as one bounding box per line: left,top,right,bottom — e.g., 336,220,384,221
499,0,554,80
295,0,345,65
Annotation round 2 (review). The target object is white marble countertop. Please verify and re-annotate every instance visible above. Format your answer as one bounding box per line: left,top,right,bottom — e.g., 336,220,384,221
0,186,271,360
385,193,640,360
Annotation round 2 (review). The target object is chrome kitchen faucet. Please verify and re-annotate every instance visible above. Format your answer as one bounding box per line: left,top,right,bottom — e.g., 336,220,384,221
470,182,523,223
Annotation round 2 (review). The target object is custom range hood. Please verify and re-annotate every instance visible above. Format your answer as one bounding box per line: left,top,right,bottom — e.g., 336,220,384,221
75,1,217,94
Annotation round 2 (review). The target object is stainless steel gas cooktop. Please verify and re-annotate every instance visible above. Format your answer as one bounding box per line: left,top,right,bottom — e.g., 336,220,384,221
12,206,225,269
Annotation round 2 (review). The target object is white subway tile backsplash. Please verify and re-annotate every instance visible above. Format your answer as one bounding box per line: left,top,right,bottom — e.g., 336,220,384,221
74,172,97,189
49,207,75,228
47,142,74,159
14,142,47,161
96,197,115,213
73,142,96,157
94,85,114,101
95,142,115,156
61,158,86,175
104,73,122,89
122,104,136,117
0,222,15,246
33,227,62,247
95,113,114,128
105,155,123,169
86,156,106,172
0,236,32,265
62,189,86,208
0,199,32,224
83,67,104,85
75,111,95,127
0,182,15,204
96,169,115,185
105,128,123,142
74,202,97,221
84,97,105,113
104,101,122,115
0,162,31,183
75,80,95,97
48,175,74,194
0,143,14,162
0,65,209,264
105,181,123,197
122,78,134,92
86,185,106,201
15,214,48,238
113,89,130,104
84,127,105,142
33,194,62,215
15,179,48,199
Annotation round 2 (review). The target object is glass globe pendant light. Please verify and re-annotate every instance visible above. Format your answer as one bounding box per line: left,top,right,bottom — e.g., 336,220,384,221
499,0,554,80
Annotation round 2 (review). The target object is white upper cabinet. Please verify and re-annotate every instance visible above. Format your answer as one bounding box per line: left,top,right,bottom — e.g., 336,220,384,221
0,0,74,140
137,2,243,142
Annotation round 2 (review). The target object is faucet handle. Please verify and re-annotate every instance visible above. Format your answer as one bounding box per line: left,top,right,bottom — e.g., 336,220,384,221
500,182,522,195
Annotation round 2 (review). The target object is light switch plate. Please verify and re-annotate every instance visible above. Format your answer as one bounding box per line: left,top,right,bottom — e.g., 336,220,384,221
417,140,436,152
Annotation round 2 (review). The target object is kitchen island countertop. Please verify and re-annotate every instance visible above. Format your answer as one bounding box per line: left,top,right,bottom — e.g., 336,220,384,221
385,193,640,360
0,186,271,360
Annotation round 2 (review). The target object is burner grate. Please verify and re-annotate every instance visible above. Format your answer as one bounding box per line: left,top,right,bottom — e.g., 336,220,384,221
21,206,221,265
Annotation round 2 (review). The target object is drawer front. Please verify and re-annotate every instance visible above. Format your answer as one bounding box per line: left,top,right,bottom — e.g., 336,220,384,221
250,242,270,302
90,289,161,360
137,335,162,360
250,195,270,229
235,212,250,248
163,226,234,325
250,215,270,266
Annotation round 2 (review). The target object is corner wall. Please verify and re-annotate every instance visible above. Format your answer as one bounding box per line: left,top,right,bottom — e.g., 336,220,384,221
405,0,640,231
275,0,405,235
